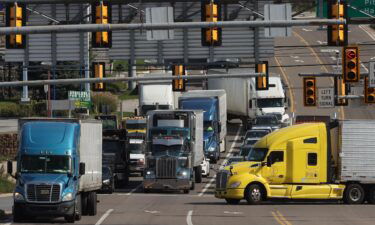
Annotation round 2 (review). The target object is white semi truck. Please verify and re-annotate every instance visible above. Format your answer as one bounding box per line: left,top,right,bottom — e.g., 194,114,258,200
208,68,290,129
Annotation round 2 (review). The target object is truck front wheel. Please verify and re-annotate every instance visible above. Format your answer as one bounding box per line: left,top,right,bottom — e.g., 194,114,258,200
195,166,202,183
245,184,264,205
13,203,23,222
344,184,365,204
88,192,98,216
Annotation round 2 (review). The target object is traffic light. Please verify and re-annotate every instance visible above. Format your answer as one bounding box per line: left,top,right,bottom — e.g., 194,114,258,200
5,3,26,49
334,77,349,106
342,46,360,83
303,77,316,107
93,62,105,91
92,2,112,48
365,77,375,104
201,0,222,46
172,65,186,92
327,0,348,46
255,61,269,91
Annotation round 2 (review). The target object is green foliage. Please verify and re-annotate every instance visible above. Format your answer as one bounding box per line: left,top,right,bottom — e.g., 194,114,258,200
91,92,119,114
0,177,15,194
106,82,128,93
0,101,47,117
119,89,138,100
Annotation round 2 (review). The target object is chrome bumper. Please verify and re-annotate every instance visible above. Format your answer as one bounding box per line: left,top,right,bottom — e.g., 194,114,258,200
143,178,190,190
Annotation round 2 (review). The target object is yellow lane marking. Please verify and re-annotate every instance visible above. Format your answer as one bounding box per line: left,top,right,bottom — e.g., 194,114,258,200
293,30,345,120
271,211,286,225
277,210,293,225
274,56,295,113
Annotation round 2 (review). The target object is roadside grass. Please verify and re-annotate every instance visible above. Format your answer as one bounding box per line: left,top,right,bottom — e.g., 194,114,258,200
0,177,15,194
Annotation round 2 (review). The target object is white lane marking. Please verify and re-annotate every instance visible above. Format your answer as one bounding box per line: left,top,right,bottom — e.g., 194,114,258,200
320,49,339,53
317,40,327,45
144,210,160,214
186,210,193,225
290,56,299,59
294,59,305,63
95,209,114,225
198,126,242,197
302,28,312,32
224,211,243,215
371,57,375,60
2,223,11,225
125,184,142,196
359,25,375,41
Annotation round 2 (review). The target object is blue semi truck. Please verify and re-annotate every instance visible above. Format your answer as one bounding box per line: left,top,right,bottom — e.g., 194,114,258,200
7,119,102,223
179,90,227,163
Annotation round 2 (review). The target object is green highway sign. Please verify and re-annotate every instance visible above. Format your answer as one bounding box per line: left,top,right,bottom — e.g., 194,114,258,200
318,0,375,18
74,101,91,108
68,91,91,101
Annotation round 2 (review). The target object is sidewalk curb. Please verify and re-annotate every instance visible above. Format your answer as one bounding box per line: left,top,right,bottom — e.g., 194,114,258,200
0,193,12,198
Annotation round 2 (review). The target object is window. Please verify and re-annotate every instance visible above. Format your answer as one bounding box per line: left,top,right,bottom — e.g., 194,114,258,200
304,137,317,144
308,153,317,166
269,151,284,163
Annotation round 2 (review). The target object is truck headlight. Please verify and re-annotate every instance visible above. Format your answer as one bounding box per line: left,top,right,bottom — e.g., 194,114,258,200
177,169,190,179
103,179,110,185
230,181,241,188
145,170,155,179
14,192,24,201
207,145,216,152
62,192,73,202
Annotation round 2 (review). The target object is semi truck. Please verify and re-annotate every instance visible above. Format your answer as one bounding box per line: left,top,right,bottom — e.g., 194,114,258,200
127,136,146,176
215,119,375,205
143,110,204,193
8,119,102,223
179,90,227,163
122,116,147,135
207,68,289,129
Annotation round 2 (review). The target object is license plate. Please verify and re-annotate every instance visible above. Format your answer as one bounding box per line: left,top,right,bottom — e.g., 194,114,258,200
41,190,50,195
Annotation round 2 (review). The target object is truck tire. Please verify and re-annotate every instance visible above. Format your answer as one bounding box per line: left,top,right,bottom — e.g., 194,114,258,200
225,198,240,205
367,186,375,204
195,166,202,183
13,203,23,222
81,193,88,216
190,181,195,190
344,184,365,204
245,184,264,205
88,192,98,216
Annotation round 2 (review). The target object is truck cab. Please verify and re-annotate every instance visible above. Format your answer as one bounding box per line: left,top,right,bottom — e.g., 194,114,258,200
143,136,194,193
127,138,146,176
179,97,220,163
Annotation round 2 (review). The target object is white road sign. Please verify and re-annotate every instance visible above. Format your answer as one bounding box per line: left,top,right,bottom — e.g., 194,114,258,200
369,61,375,88
318,88,334,108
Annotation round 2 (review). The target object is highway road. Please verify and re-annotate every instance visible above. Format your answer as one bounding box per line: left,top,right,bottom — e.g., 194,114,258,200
1,25,375,225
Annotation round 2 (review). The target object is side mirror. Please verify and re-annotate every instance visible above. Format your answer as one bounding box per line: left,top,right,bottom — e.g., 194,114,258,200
7,160,13,175
79,162,86,175
266,156,272,167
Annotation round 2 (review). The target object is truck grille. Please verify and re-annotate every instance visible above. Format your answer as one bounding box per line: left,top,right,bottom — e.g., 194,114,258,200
216,170,229,190
26,184,61,203
156,158,177,178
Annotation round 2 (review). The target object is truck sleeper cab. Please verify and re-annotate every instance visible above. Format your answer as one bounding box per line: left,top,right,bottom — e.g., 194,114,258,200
8,120,102,223
216,123,354,205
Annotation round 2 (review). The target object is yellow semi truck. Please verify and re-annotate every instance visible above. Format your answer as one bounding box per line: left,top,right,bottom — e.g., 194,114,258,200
122,117,147,134
216,120,375,205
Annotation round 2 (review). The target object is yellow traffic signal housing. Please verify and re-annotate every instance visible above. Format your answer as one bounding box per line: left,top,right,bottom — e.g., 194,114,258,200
255,61,269,91
342,46,360,83
303,77,316,107
92,2,112,48
93,62,105,91
365,77,375,104
327,0,348,46
172,65,186,92
5,3,26,49
334,77,348,106
201,0,222,46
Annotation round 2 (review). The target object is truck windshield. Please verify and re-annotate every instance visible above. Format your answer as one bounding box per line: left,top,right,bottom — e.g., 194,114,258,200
247,148,268,161
150,128,189,139
126,123,146,130
103,141,121,154
257,98,283,108
127,144,144,154
20,155,71,174
151,144,185,156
